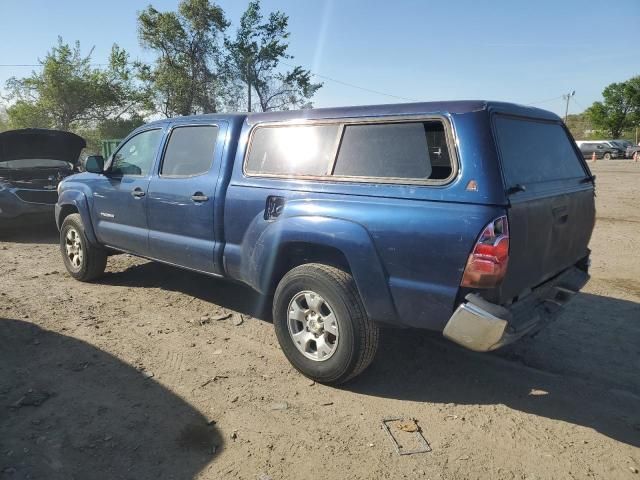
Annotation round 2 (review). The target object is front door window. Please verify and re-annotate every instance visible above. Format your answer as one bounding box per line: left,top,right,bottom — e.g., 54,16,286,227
111,129,163,176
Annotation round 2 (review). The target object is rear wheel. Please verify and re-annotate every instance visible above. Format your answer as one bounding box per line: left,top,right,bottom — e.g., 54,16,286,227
60,213,107,281
603,152,612,161
273,263,379,384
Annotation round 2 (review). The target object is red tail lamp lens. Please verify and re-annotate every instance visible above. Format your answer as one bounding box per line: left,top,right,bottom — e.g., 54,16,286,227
461,216,509,288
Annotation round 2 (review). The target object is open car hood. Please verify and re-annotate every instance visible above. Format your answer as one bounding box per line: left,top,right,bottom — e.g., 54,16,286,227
0,129,86,165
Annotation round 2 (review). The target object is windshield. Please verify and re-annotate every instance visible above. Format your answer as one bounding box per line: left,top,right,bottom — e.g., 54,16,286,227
0,159,73,169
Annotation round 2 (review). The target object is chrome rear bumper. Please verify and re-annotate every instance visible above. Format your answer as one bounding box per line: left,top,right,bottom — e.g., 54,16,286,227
443,267,589,352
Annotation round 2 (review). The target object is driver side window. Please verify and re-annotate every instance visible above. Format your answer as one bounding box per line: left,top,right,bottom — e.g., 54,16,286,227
111,129,163,176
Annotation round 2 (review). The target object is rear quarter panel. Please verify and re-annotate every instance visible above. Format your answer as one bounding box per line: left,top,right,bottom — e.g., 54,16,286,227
223,112,506,330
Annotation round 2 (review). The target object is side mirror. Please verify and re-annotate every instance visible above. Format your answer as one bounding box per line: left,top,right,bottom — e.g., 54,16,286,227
84,155,105,173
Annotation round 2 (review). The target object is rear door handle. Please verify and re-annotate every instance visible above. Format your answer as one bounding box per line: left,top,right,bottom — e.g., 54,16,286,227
131,188,145,198
191,192,209,202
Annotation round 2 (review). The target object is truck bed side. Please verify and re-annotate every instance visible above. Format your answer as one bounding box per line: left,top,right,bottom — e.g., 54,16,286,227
221,112,508,329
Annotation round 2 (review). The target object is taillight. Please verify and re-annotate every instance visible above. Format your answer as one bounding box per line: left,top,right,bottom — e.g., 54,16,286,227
461,215,509,288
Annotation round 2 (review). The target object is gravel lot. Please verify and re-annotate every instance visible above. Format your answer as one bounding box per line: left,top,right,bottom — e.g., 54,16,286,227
1,160,639,480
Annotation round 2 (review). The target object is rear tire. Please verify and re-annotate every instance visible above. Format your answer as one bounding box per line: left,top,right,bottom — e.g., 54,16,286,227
60,213,107,281
273,263,379,384
603,152,612,161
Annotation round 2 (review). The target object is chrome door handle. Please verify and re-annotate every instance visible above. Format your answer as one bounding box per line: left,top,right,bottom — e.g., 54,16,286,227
191,192,209,202
131,188,145,198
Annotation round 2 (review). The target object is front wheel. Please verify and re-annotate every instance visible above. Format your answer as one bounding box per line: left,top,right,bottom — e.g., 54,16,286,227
603,152,612,161
60,213,107,281
273,263,379,384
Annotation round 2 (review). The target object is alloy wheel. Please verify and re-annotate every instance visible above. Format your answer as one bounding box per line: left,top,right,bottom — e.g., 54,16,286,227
65,227,83,270
287,290,339,361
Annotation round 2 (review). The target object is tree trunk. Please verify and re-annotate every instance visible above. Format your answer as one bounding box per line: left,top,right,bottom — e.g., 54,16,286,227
247,63,252,113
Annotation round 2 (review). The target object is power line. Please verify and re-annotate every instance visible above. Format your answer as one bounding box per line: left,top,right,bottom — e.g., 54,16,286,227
0,63,108,67
525,95,564,106
572,97,589,112
281,61,418,102
0,61,598,113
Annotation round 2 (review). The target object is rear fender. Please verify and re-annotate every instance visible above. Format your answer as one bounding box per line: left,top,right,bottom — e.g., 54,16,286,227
56,190,98,245
243,215,398,325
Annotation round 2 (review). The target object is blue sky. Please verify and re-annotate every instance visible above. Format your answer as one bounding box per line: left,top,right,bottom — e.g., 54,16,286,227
1,0,638,116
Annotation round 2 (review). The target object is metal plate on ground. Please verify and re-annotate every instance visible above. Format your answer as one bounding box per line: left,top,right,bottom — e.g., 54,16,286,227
381,417,432,456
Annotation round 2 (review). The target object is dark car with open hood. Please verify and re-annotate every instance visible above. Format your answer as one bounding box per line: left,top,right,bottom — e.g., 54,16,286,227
0,128,85,225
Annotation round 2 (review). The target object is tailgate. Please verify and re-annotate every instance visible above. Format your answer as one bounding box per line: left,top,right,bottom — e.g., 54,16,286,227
492,114,595,302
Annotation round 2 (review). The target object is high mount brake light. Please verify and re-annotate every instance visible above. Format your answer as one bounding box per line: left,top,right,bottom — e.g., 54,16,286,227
461,216,509,289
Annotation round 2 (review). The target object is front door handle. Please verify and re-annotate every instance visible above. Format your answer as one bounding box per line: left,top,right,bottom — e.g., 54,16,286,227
191,192,209,202
131,188,145,198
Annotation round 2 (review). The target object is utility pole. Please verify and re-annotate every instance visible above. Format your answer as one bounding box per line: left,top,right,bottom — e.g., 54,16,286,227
563,90,575,123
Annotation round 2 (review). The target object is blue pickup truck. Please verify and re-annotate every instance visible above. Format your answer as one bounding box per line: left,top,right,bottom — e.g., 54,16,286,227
56,101,595,383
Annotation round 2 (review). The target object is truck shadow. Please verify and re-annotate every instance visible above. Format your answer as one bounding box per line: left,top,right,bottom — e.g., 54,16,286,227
101,260,273,321
99,261,640,447
0,219,59,244
347,292,640,448
0,318,222,480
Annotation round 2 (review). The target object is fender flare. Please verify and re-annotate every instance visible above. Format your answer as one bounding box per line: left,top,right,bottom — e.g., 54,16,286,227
56,190,98,245
244,215,398,325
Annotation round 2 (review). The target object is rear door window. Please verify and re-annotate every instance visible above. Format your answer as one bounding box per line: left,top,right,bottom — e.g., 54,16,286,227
161,125,218,177
493,115,586,187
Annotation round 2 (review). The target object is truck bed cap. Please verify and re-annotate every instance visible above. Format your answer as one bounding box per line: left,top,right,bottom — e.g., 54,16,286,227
247,100,561,124
144,101,561,127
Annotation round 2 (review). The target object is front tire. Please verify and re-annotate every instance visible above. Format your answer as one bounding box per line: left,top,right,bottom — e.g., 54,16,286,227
603,152,612,161
60,213,107,281
273,263,379,384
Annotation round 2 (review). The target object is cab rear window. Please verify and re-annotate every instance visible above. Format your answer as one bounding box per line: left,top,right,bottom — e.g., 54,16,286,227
493,115,586,187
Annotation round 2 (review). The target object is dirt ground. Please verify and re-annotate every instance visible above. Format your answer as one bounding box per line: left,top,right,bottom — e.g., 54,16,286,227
1,160,639,480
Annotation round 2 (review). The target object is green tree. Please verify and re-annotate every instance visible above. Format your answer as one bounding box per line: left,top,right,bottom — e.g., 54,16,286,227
4,37,146,131
0,107,9,132
225,0,322,112
78,115,146,154
587,76,640,138
137,0,229,117
565,112,594,140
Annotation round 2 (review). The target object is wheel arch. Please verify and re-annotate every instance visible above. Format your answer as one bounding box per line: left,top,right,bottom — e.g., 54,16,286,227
56,190,98,245
245,216,399,325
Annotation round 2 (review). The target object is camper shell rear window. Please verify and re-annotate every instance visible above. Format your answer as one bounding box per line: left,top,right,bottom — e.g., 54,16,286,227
493,115,587,188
